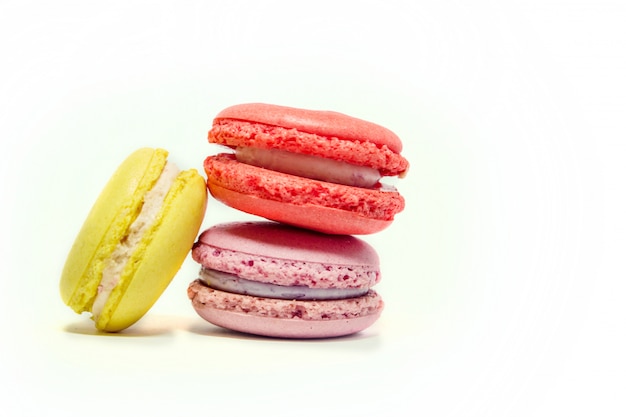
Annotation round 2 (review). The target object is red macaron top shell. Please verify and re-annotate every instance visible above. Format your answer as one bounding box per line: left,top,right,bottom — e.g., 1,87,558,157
214,103,403,153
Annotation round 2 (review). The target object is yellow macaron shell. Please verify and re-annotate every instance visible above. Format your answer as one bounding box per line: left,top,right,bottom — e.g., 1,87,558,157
60,148,207,332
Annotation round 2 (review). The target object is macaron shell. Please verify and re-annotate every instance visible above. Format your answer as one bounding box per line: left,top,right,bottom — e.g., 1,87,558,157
209,182,392,235
188,280,383,338
60,148,168,311
204,154,403,235
196,221,379,266
98,169,207,331
194,307,382,339
213,102,403,153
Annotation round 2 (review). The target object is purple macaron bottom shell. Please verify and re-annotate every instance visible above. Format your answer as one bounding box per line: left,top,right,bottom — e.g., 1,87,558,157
188,280,383,338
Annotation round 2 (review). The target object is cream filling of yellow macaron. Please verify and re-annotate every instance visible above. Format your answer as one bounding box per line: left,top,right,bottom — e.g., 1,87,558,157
235,146,381,188
91,162,181,319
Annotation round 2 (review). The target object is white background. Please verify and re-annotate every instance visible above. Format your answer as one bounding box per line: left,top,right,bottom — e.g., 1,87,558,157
1,1,624,416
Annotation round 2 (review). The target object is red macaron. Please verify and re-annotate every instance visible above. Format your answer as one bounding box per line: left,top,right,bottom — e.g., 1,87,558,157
204,103,409,235
188,221,384,338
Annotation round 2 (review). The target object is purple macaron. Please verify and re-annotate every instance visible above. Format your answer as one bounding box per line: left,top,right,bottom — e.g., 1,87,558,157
187,221,384,338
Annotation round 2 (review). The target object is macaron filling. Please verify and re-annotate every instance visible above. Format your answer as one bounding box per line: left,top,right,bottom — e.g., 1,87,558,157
91,162,181,320
235,146,381,188
199,267,370,301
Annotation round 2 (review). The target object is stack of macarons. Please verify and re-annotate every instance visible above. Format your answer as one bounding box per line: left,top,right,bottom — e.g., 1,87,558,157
59,103,408,338
188,103,409,338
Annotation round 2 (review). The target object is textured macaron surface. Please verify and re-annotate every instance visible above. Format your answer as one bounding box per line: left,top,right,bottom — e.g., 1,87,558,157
188,280,383,321
192,221,380,289
188,280,384,338
209,103,409,177
209,118,408,177
204,154,405,221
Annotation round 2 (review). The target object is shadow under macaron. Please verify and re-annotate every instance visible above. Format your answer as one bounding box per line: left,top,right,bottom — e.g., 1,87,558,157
62,314,190,337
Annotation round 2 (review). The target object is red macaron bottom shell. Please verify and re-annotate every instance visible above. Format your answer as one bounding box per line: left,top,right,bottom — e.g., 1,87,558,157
188,280,383,338
208,181,393,235
204,153,404,235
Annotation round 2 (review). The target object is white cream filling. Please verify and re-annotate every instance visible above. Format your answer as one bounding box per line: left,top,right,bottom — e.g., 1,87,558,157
91,162,180,319
235,147,381,188
199,267,369,300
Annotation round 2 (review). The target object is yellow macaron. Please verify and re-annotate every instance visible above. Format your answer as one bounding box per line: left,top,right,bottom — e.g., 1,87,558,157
60,148,207,332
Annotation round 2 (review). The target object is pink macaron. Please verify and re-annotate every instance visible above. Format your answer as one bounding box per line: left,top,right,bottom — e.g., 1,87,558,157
187,221,384,338
204,103,409,235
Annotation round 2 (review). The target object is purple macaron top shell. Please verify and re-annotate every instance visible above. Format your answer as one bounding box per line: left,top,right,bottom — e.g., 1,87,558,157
191,221,380,289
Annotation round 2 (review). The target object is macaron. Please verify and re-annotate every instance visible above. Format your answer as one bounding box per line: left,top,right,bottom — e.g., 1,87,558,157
204,103,409,235
60,148,207,332
187,221,384,338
